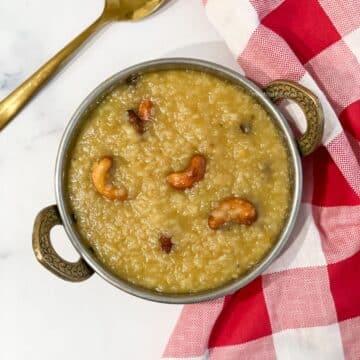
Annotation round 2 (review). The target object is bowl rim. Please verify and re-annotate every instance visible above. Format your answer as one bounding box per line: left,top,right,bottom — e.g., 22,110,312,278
55,57,302,304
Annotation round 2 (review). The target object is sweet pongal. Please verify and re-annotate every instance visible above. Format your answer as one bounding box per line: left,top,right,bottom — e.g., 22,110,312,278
66,69,291,293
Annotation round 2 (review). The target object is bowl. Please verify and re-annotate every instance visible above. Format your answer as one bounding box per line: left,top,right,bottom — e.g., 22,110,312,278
32,58,324,303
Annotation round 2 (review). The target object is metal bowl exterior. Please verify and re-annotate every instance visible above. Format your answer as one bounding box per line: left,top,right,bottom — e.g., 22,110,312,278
55,58,302,304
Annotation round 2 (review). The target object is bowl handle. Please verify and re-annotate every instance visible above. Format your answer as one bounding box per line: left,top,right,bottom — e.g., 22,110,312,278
264,80,324,156
32,205,94,282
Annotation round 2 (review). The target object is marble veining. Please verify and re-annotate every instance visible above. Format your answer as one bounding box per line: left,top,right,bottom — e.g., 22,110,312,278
26,126,63,145
0,72,22,90
0,252,10,260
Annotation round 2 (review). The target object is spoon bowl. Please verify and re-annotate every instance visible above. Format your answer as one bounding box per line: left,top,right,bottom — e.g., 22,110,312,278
0,0,166,130
104,0,164,21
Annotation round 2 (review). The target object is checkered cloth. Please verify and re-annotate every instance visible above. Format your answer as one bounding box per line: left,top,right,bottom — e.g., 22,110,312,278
163,1,360,359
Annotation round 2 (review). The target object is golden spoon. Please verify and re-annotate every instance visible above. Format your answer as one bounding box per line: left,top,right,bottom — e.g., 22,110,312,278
0,0,165,131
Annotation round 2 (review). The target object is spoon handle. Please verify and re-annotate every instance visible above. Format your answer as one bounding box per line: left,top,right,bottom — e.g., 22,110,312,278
0,16,108,131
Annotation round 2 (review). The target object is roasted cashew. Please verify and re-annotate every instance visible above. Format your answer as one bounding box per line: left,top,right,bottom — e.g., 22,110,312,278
127,99,154,133
92,156,128,201
139,99,154,121
208,197,257,230
167,154,207,190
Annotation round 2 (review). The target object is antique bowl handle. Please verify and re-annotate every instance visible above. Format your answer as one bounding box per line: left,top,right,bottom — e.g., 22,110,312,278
264,80,324,156
32,205,94,282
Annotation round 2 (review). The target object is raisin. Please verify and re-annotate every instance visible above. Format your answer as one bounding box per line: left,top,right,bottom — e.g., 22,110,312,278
240,123,252,134
160,235,173,254
127,109,145,134
125,73,139,86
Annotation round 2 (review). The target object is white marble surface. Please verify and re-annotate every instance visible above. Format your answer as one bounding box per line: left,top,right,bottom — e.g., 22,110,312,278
0,1,240,359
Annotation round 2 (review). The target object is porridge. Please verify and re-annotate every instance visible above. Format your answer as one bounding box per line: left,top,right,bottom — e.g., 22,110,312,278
66,69,292,293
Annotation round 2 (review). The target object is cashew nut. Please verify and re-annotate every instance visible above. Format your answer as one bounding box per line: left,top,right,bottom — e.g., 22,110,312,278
166,154,207,189
127,99,154,134
139,99,154,121
92,156,128,201
208,197,257,230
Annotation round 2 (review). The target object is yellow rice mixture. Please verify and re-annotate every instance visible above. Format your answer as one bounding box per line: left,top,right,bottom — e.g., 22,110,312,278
67,70,291,293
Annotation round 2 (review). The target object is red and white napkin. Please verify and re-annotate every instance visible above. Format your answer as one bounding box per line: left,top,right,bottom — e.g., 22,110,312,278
163,1,360,359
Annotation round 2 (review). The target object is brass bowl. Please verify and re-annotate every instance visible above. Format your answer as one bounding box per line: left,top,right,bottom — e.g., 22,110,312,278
33,58,324,303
